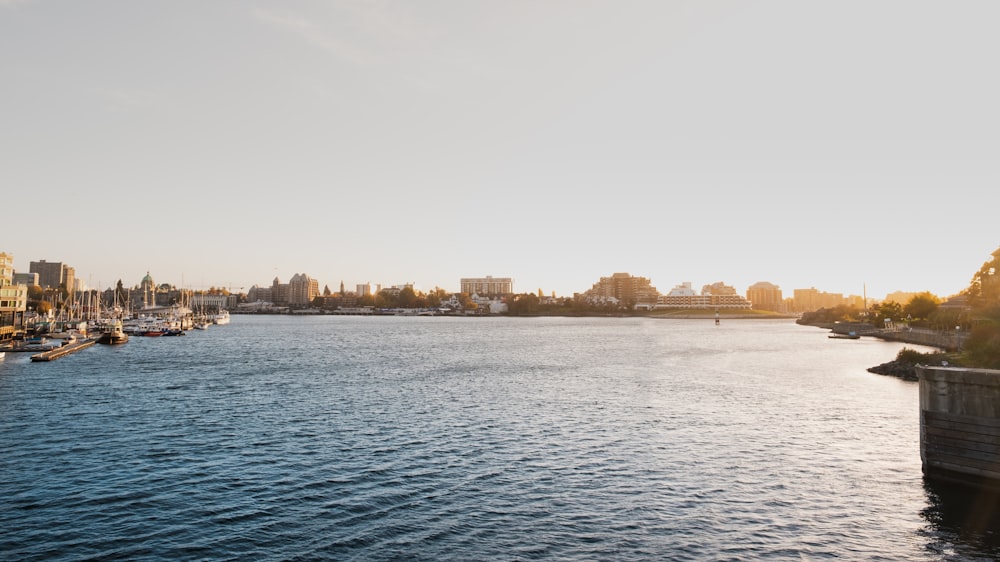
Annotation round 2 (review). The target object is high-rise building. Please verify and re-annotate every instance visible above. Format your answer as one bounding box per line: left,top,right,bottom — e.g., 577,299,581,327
747,281,783,312
289,273,320,306
461,276,513,297
29,259,74,290
585,273,660,306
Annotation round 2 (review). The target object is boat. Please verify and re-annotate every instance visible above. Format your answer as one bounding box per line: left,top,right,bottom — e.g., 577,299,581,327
212,310,231,325
97,319,129,345
829,331,861,340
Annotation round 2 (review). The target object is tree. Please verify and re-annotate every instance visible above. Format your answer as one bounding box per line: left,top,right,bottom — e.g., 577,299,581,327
870,301,903,327
963,305,1000,369
957,246,1000,368
903,292,940,321
398,286,419,308
506,293,540,316
967,247,1000,308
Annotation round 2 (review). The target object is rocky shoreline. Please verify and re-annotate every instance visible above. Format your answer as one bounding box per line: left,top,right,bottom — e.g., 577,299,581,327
867,359,921,381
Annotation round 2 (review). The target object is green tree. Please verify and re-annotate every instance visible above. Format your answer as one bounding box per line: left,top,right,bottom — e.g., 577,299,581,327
963,305,1000,369
957,246,1000,367
903,292,940,321
967,247,1000,309
870,301,904,327
398,287,419,308
506,293,540,316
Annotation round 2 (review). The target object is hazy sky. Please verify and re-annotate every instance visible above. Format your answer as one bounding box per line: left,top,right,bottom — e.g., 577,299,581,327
3,1,998,300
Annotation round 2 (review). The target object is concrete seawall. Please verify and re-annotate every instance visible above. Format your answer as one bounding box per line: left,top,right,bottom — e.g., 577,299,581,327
874,328,967,351
917,365,1000,488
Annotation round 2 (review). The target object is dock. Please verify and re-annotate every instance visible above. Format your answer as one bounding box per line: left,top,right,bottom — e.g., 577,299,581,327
30,338,98,362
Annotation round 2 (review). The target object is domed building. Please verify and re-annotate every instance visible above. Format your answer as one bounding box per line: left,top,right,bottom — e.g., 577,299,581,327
139,271,156,310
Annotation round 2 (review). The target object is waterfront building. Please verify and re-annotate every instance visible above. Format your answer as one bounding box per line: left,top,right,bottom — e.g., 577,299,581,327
0,252,28,342
190,293,228,312
289,273,320,307
747,281,784,312
655,281,752,309
584,273,660,308
792,287,845,313
249,274,319,308
247,285,273,303
315,294,359,310
29,259,74,291
461,276,513,297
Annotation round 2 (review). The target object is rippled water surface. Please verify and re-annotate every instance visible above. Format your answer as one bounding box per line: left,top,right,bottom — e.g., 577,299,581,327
2,315,999,560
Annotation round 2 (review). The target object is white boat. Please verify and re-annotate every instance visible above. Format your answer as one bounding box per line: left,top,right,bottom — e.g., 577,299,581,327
213,310,231,325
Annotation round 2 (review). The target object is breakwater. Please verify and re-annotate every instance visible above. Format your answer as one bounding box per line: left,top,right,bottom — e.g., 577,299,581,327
917,365,1000,489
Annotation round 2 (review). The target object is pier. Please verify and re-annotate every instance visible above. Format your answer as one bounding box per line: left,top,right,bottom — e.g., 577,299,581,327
917,365,1000,489
29,338,98,362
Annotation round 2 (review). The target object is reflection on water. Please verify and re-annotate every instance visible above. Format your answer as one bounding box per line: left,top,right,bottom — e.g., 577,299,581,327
923,478,1000,559
4,316,1000,559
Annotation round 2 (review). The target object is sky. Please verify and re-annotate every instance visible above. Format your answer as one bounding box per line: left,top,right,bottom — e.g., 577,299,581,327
2,1,998,301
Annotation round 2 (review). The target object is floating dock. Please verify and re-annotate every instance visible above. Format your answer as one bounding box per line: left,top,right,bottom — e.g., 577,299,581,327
30,338,98,362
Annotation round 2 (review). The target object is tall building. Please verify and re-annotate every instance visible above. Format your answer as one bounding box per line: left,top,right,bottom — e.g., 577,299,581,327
1,252,28,342
747,281,783,312
29,259,74,290
288,273,320,306
461,276,513,297
585,273,660,306
792,288,845,313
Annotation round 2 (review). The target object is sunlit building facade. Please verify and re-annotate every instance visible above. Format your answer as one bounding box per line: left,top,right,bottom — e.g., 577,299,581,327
747,281,784,312
0,252,28,342
585,273,660,307
461,276,513,297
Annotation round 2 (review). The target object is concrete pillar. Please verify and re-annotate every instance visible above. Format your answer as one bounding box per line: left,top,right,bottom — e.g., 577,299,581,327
917,365,1000,488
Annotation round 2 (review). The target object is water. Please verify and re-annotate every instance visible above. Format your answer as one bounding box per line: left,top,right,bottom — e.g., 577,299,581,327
1,315,998,560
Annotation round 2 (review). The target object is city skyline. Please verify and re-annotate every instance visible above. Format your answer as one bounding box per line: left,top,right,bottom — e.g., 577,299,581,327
3,2,998,301
2,250,980,302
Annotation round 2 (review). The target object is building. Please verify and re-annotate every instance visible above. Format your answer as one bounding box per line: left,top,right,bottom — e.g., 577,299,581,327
655,281,752,309
247,285,273,303
461,276,513,297
190,293,228,312
747,281,784,312
247,274,320,308
29,259,75,291
792,288,845,313
884,291,920,305
13,272,38,286
288,273,320,307
1,252,28,342
585,272,660,307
